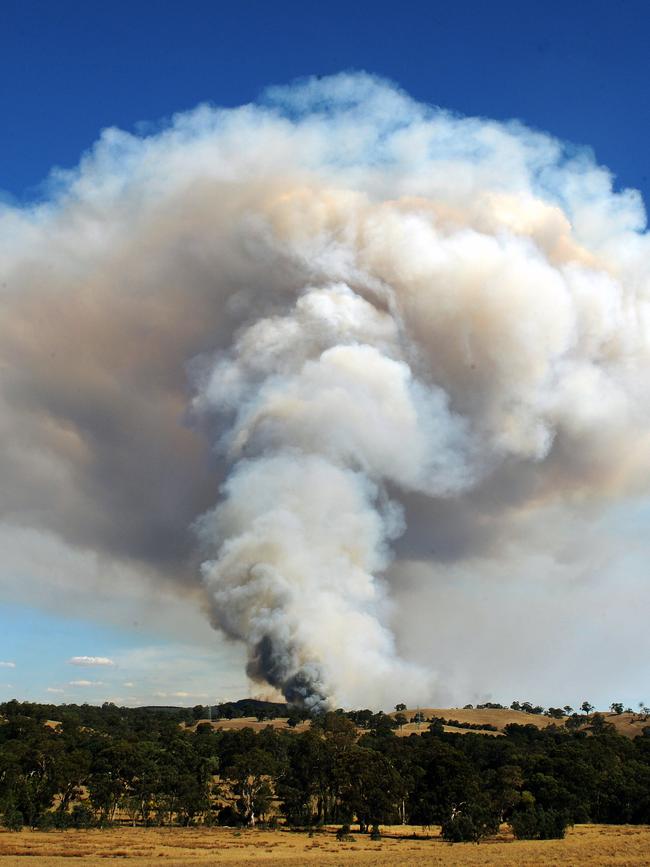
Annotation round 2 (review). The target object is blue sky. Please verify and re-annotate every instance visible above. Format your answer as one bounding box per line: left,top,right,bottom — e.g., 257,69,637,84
2,0,650,204
2,1,650,711
0,603,140,702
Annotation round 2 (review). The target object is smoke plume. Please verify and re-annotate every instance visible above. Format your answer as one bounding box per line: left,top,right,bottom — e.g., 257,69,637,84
2,73,650,708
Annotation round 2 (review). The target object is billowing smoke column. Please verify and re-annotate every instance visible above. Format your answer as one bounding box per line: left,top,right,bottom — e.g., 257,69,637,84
192,285,471,707
2,74,650,708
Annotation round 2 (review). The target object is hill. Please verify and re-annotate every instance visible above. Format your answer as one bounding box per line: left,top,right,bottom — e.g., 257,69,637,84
388,707,650,739
182,707,650,739
185,715,310,733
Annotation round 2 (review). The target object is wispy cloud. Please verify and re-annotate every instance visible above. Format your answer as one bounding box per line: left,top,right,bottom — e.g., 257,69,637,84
46,687,64,694
69,679,103,687
68,656,115,667
0,661,15,668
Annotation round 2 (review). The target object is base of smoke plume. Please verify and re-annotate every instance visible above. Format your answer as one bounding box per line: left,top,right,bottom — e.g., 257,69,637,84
247,634,330,711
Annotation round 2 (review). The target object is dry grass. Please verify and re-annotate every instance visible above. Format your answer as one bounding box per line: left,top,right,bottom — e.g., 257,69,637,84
602,712,650,738
184,717,311,734
0,824,648,865
390,707,564,730
183,709,650,740
390,708,650,738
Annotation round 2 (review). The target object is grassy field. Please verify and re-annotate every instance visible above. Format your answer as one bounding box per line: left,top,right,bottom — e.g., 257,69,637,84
185,717,311,734
183,708,650,739
0,824,649,865
389,708,650,739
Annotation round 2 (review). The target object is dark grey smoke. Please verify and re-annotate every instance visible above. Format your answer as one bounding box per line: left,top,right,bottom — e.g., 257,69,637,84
248,636,329,711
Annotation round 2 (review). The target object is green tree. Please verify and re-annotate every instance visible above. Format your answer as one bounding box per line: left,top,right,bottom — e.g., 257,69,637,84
338,746,403,831
511,804,571,839
278,730,328,827
225,748,277,826
441,796,500,843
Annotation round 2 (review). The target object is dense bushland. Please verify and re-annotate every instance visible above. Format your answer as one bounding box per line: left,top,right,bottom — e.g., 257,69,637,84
1,700,650,842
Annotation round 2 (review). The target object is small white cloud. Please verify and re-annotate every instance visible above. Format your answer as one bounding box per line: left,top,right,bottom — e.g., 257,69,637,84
153,689,206,700
0,661,16,668
69,679,103,687
123,681,135,688
68,656,115,667
46,687,64,694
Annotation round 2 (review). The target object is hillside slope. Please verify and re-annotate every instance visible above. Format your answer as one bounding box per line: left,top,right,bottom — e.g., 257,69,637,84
185,708,650,739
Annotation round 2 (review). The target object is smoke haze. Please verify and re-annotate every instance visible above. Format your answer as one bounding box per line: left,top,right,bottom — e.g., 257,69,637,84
2,73,650,708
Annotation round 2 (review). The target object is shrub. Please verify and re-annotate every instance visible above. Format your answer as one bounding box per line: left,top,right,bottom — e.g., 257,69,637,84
511,806,570,840
34,812,56,831
336,823,355,842
3,808,24,831
68,804,95,829
510,808,539,839
370,824,381,840
444,718,498,731
538,809,571,840
217,805,243,826
441,801,500,843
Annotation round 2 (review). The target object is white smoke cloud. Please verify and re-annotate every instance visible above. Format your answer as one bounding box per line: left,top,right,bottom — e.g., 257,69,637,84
2,73,650,708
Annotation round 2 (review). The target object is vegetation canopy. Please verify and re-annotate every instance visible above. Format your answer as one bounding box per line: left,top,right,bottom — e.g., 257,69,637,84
1,700,650,843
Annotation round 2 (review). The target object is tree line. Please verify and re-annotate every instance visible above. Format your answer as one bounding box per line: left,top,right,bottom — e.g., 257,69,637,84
2,699,650,842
